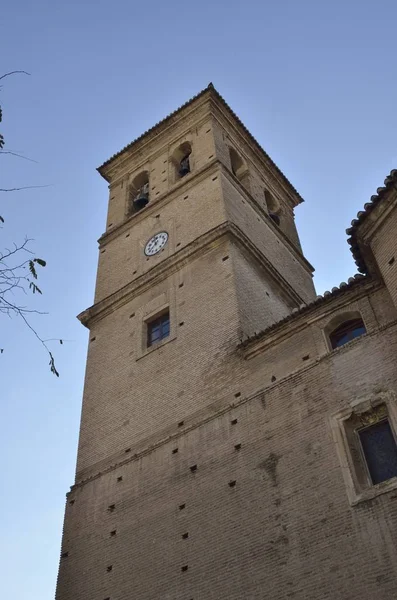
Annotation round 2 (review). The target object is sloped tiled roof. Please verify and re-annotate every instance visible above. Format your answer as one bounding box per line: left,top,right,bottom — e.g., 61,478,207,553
346,169,397,273
98,84,212,172
97,83,304,202
239,274,368,349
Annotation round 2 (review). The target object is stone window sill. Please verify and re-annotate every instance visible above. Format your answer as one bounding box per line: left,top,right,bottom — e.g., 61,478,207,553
136,333,176,361
351,477,397,506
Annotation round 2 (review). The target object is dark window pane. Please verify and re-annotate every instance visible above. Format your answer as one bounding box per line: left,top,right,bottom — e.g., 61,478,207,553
147,312,170,347
330,318,366,349
151,324,160,336
359,420,397,484
333,326,366,348
162,319,170,337
151,330,161,343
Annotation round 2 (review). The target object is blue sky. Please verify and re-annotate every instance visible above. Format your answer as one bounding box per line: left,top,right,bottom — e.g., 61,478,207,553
1,1,396,598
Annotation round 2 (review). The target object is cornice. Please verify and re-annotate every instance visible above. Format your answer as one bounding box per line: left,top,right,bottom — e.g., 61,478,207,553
98,84,305,207
210,101,301,209
79,222,230,328
79,220,306,329
241,278,381,360
219,163,314,275
107,110,214,188
229,222,305,306
98,160,313,280
98,90,212,183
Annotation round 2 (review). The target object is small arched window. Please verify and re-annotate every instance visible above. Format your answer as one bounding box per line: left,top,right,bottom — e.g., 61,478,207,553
329,318,366,349
171,142,192,181
129,171,149,214
264,189,281,226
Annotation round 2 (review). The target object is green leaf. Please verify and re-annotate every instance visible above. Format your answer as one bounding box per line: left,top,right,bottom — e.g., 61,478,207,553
29,281,42,294
49,352,59,377
28,260,37,279
34,258,46,267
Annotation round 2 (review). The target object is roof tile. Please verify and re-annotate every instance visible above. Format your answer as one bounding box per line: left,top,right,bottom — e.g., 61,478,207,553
346,169,397,273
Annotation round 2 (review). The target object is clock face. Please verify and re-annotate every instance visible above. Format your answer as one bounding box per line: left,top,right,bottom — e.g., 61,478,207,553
144,231,169,256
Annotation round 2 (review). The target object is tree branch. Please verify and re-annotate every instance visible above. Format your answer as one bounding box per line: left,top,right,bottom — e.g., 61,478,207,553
3,299,59,376
0,150,38,163
0,71,31,82
0,184,51,192
0,69,60,375
0,238,33,260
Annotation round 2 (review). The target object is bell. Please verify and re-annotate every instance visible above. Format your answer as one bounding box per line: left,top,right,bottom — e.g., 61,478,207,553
133,194,149,210
133,183,149,211
179,165,190,177
179,156,190,177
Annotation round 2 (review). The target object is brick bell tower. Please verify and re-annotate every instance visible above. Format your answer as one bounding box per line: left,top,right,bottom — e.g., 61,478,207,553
55,84,316,600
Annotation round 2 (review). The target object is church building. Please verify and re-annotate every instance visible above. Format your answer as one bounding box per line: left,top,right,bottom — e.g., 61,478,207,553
55,84,397,600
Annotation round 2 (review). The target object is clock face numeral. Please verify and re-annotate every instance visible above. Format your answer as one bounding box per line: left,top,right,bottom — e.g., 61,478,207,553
144,231,169,256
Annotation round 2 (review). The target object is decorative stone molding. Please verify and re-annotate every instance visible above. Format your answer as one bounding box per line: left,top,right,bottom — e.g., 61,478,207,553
330,389,397,505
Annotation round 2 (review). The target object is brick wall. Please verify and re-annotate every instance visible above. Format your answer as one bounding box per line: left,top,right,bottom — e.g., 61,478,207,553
95,169,225,303
58,318,397,600
212,116,303,251
76,240,246,478
231,244,293,338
